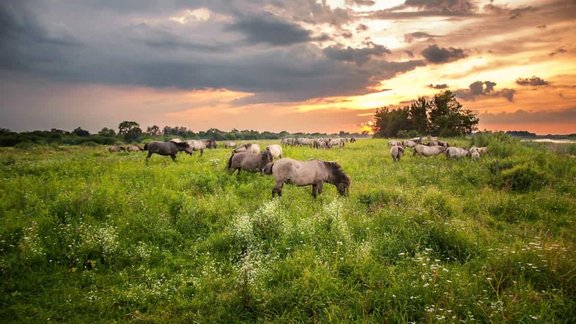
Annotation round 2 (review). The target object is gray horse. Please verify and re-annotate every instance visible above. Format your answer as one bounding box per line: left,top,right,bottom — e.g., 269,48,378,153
263,158,350,198
144,140,193,162
233,143,260,154
227,150,273,175
390,145,405,162
108,145,125,153
413,144,446,157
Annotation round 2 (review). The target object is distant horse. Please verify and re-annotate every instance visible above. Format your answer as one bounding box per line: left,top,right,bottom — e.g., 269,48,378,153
224,141,237,148
390,145,405,162
144,140,193,162
202,139,217,149
266,144,283,159
445,147,470,159
186,140,206,157
263,158,350,198
108,145,125,153
125,145,143,152
227,150,273,175
413,144,446,157
233,143,260,154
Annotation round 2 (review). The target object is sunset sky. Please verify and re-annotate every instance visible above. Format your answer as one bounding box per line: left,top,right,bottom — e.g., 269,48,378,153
1,0,575,135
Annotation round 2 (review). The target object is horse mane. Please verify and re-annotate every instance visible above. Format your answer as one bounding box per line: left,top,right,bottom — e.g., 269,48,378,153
174,141,189,148
323,161,350,185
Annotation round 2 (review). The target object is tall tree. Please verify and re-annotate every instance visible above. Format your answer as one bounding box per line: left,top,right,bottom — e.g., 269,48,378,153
372,107,411,138
429,91,478,136
98,127,116,137
372,91,478,137
118,121,142,142
146,125,161,136
409,97,429,135
72,127,90,137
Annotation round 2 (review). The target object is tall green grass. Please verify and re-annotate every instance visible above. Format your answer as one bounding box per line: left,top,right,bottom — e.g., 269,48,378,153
1,136,575,322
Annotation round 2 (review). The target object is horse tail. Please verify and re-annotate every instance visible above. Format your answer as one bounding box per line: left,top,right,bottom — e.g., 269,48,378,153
226,152,235,171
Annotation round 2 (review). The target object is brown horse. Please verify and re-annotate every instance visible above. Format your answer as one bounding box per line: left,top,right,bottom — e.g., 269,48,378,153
227,150,273,175
144,140,193,162
263,158,350,198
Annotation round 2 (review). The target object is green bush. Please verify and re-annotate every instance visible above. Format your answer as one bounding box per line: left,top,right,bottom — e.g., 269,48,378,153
499,164,551,192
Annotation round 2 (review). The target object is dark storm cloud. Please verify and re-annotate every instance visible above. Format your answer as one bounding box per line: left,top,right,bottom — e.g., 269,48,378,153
404,32,438,43
480,107,576,124
549,47,567,56
516,76,549,87
428,84,449,89
345,0,375,6
370,0,476,19
323,42,391,66
0,0,394,103
227,13,312,46
236,58,426,105
455,81,515,102
403,0,475,14
421,45,467,63
509,6,536,19
356,24,369,32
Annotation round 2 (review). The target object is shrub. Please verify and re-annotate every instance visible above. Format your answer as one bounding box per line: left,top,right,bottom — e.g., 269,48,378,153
14,141,35,149
499,164,550,192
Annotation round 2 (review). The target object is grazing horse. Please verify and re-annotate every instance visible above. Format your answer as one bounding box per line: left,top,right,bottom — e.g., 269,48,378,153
202,139,217,149
264,158,350,198
445,147,469,159
186,140,206,157
265,144,283,159
224,141,237,148
108,145,125,153
390,145,405,162
125,145,143,152
144,140,193,162
227,150,273,175
413,144,446,157
233,143,260,154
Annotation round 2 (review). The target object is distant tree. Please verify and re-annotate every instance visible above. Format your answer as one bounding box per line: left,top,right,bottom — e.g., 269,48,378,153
429,91,478,136
72,127,90,137
373,91,478,137
118,121,142,143
146,125,161,136
372,107,411,138
409,97,429,135
506,131,536,138
98,127,116,137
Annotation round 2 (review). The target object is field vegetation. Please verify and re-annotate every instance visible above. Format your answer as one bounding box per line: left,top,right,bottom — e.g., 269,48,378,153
1,134,575,322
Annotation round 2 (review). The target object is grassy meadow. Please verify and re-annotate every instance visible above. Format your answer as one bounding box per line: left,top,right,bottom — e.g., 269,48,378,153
1,134,575,322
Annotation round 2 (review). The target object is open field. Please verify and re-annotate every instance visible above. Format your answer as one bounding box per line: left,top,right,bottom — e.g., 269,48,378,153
1,135,575,322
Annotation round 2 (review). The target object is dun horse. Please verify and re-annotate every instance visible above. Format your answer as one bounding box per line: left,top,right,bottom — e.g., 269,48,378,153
263,158,350,198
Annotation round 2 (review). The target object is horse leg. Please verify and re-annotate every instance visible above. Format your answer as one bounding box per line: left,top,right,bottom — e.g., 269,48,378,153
146,152,153,162
200,149,203,157
317,182,324,194
170,153,176,162
272,181,283,197
311,184,318,198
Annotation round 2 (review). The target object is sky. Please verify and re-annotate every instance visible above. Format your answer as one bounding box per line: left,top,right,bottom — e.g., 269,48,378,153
0,0,575,135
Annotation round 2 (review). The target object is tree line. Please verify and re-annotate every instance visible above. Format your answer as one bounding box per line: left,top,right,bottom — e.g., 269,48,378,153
372,90,479,138
0,122,366,147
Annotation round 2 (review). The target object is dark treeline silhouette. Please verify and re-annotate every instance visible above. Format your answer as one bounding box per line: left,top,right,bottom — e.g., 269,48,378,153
0,122,367,147
372,90,479,138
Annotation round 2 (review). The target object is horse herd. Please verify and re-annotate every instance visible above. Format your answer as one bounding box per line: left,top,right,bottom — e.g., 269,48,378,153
107,136,487,198
388,137,488,162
